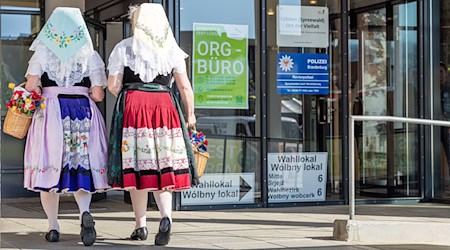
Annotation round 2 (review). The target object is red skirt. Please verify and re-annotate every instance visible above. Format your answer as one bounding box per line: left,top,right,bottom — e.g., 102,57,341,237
120,90,191,191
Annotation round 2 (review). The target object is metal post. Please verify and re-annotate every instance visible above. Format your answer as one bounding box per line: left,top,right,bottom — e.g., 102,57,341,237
349,116,355,220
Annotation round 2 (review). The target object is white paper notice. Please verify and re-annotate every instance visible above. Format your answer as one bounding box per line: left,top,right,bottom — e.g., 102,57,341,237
277,6,329,48
278,5,301,36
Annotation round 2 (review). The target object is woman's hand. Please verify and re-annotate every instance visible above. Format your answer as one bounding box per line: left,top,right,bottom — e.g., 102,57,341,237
107,74,123,97
90,86,105,102
187,113,197,128
25,75,40,92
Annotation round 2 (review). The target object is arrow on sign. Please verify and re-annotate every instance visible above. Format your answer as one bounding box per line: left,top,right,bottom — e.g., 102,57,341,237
239,176,252,201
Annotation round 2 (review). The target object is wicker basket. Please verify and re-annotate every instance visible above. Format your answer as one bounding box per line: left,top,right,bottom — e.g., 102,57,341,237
3,109,32,139
193,146,209,178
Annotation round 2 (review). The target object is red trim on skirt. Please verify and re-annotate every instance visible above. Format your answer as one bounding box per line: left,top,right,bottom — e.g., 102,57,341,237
121,171,191,190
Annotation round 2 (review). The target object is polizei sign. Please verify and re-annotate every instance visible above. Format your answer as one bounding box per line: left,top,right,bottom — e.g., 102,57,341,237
181,173,255,205
268,152,328,203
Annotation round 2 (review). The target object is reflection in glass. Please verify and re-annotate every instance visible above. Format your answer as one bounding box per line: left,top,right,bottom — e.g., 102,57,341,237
180,0,261,203
266,0,342,201
0,0,39,10
438,0,450,199
351,1,419,198
1,14,40,116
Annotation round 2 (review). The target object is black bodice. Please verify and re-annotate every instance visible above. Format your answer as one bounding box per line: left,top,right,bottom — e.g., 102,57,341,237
41,72,91,88
123,67,172,86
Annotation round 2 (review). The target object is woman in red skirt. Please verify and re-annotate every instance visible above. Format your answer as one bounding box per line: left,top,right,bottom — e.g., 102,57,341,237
107,3,198,246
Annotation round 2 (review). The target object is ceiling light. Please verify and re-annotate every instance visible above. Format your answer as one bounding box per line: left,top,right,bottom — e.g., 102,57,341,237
310,0,318,4
267,8,275,16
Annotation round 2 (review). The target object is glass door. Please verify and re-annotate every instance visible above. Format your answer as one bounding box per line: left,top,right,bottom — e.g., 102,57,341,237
0,0,41,198
350,1,420,199
266,0,342,203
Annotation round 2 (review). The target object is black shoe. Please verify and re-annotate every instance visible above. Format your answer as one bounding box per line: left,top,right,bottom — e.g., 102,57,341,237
154,217,171,246
45,230,60,242
130,227,148,240
80,211,96,246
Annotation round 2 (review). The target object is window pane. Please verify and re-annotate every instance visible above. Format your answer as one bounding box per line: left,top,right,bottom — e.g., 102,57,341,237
267,0,342,202
350,2,420,199
1,14,40,39
180,0,261,206
1,0,39,10
437,1,450,199
1,14,40,117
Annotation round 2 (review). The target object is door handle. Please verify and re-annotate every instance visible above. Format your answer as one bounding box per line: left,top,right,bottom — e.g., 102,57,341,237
317,97,327,125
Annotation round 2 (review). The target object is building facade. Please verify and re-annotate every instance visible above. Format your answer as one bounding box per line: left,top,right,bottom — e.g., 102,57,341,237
1,0,449,210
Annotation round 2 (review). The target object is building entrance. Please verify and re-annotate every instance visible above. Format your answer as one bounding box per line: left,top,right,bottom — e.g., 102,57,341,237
349,1,421,199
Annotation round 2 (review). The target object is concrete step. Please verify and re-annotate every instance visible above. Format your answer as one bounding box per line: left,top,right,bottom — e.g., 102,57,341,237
334,219,450,245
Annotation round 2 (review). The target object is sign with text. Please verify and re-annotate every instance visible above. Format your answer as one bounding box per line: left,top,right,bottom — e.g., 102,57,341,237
192,23,249,109
277,6,329,48
181,173,255,205
278,5,301,36
277,53,329,95
268,152,328,203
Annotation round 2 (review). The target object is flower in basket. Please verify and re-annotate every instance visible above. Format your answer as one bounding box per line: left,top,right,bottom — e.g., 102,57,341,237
189,129,208,152
6,83,45,116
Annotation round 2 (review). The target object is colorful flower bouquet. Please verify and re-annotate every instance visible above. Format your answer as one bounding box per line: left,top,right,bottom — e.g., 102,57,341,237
189,127,209,178
6,83,45,116
3,82,45,139
189,129,208,152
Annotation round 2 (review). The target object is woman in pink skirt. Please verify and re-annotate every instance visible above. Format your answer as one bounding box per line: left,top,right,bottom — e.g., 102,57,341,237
23,7,109,246
107,3,198,246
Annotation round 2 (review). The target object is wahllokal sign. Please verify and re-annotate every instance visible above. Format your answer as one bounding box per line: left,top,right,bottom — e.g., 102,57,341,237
268,152,328,203
181,173,255,205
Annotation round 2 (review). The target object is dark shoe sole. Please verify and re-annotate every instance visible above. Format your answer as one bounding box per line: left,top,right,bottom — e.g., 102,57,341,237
45,230,60,242
154,217,171,246
81,212,96,246
130,227,148,240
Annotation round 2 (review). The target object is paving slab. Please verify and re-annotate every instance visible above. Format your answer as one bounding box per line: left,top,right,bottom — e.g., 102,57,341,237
2,196,450,249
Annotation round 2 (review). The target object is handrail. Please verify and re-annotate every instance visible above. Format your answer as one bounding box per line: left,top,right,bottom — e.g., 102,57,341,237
349,115,450,220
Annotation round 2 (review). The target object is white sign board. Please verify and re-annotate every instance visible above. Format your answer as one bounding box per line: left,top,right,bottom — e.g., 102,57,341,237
268,152,327,203
278,5,301,36
277,6,329,48
181,173,255,205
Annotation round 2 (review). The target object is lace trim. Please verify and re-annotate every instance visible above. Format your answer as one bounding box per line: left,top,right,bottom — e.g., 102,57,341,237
63,154,90,169
62,116,91,133
109,38,187,83
122,157,189,171
62,117,91,168
28,40,103,87
122,126,184,139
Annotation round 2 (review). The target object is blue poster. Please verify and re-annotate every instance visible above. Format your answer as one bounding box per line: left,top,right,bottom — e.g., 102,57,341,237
277,53,329,95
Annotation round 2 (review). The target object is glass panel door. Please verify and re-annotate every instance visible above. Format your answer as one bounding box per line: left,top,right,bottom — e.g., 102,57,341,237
350,1,420,199
0,1,41,198
266,0,342,203
179,0,261,206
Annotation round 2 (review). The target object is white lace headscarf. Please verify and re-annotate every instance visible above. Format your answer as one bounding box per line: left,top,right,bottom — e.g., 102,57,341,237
25,7,106,87
127,3,188,82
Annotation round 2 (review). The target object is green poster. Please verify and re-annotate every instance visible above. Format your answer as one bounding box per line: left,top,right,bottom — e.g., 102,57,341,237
193,23,248,109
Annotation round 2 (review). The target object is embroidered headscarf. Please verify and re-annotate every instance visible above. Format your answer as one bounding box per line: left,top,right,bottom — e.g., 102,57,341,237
129,3,188,82
27,7,101,87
